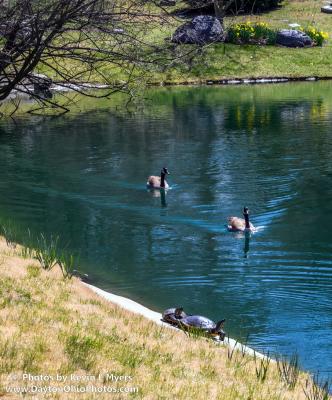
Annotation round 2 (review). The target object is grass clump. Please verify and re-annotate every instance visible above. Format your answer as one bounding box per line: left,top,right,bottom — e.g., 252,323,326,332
277,353,300,390
254,351,271,383
35,233,59,270
303,375,331,400
64,332,103,371
26,264,41,279
0,338,18,373
57,252,79,279
0,221,18,248
21,338,47,374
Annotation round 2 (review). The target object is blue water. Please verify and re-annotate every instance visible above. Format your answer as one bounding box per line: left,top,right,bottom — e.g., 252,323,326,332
0,82,331,382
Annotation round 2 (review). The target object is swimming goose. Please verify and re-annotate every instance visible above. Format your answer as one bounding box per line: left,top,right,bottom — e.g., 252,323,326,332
147,167,170,189
227,207,255,232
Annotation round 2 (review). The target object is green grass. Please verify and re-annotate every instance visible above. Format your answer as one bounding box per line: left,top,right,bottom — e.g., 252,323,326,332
166,0,332,81
35,0,332,85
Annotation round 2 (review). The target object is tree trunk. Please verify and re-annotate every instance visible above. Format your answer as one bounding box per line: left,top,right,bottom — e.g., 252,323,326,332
214,0,224,28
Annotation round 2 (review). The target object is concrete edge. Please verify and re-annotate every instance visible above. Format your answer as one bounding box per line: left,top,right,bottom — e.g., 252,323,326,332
83,282,270,361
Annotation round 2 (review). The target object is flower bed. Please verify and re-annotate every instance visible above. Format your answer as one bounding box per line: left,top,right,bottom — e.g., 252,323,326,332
303,26,329,46
226,21,328,46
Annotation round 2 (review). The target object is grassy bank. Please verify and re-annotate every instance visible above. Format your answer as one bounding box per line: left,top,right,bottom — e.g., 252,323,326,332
153,0,332,83
0,237,329,399
33,0,332,86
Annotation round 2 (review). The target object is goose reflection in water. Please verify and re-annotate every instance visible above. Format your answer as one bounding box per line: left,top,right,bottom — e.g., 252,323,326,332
243,232,251,258
148,187,168,208
233,231,251,258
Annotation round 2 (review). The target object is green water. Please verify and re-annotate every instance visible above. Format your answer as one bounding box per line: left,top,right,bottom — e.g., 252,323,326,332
0,82,331,381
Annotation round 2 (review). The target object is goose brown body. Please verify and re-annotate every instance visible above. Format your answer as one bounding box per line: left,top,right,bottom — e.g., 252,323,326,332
227,216,254,232
146,167,169,189
227,207,255,232
146,175,169,189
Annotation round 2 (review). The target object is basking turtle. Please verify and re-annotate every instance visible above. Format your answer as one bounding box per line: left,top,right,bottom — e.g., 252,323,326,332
162,307,187,325
179,312,226,341
163,307,226,341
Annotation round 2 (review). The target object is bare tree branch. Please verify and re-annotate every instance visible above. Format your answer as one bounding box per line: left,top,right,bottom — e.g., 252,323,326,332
0,0,195,113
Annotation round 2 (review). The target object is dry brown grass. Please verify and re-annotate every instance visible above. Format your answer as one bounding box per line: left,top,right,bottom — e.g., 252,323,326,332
0,237,328,399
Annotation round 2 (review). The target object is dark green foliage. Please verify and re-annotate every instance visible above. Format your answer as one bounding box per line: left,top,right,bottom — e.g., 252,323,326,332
185,0,282,15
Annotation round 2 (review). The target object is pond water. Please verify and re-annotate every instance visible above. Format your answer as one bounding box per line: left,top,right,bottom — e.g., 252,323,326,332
0,82,332,382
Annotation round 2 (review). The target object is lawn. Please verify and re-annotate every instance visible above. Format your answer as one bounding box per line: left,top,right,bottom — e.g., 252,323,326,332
31,0,332,90
151,0,332,82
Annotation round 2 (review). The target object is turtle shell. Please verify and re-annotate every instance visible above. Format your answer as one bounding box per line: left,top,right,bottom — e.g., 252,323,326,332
181,315,216,330
162,308,187,324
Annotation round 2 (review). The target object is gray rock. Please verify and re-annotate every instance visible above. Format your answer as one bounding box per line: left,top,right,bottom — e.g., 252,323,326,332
321,4,332,13
276,29,312,47
172,15,223,44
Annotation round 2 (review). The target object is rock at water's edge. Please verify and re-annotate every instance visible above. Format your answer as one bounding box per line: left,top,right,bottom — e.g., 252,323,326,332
172,15,223,44
276,29,312,47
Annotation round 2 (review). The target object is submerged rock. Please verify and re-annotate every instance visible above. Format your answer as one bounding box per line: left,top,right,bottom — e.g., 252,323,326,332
172,15,223,44
276,29,312,47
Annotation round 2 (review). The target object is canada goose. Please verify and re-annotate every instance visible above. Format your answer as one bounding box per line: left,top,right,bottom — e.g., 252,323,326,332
227,207,255,232
147,167,170,189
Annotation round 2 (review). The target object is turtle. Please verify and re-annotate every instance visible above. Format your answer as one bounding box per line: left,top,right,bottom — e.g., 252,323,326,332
163,307,226,341
176,309,226,341
162,307,187,325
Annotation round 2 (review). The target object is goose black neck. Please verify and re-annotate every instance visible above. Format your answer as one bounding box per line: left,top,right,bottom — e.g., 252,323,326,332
244,213,250,229
160,172,166,188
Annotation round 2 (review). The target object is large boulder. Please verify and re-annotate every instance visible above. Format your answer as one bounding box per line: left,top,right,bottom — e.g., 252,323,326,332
172,15,223,44
276,29,312,47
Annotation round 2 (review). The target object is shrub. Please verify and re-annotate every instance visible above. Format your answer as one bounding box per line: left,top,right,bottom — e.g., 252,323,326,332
227,21,277,45
303,27,328,46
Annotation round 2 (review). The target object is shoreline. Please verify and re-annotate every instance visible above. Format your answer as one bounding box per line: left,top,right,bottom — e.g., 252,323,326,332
153,75,332,86
0,236,324,399
2,74,332,113
84,282,268,360
7,74,332,101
